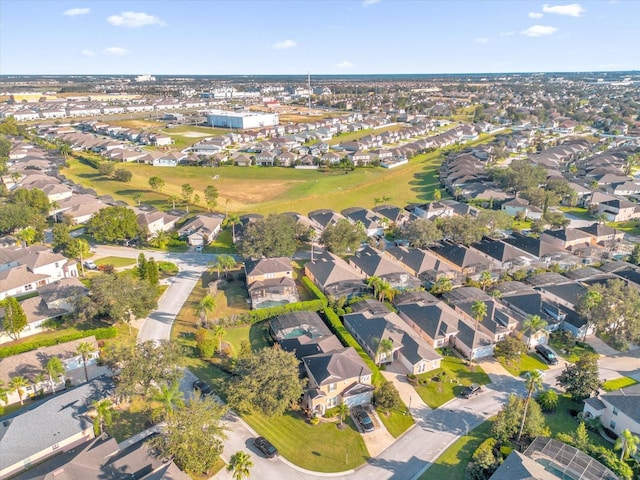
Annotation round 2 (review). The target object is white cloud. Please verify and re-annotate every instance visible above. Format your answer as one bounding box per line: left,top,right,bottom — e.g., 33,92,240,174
336,60,354,68
475,37,489,44
81,49,95,57
273,39,296,49
362,0,380,6
499,31,515,36
107,11,166,28
103,47,128,56
528,12,544,18
542,3,585,17
64,7,90,16
521,25,558,37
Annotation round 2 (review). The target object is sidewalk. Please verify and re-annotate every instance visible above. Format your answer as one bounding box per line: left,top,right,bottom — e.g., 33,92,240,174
587,336,620,357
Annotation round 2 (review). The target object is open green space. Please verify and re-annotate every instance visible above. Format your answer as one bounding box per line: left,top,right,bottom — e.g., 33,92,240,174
94,256,137,268
379,410,415,438
243,411,369,472
602,376,638,391
499,352,549,377
203,229,236,254
412,354,491,409
548,334,596,363
608,221,640,236
558,206,593,220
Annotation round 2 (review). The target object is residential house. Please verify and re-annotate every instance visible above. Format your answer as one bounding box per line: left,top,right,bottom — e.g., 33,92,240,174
428,241,490,275
269,311,342,361
245,257,299,309
396,299,460,348
383,246,455,285
583,384,640,438
0,376,112,479
577,223,625,247
341,207,385,237
344,300,442,374
412,202,455,220
303,347,374,415
372,204,411,228
137,210,180,237
177,214,224,246
305,250,367,300
597,198,640,222
308,209,346,231
349,245,422,291
540,228,593,251
470,237,536,270
502,233,565,262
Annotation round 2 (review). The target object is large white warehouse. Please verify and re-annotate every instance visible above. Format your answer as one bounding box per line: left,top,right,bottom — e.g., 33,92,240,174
207,110,279,129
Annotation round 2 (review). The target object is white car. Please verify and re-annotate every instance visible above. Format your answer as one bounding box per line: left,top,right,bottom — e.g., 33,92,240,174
195,244,203,252
83,260,97,270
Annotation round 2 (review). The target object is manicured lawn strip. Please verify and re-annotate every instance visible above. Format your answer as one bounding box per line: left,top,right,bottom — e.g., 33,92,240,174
94,256,137,268
603,376,638,391
548,335,595,363
158,261,179,277
242,411,369,472
499,353,549,377
378,410,414,438
419,419,494,480
413,355,491,409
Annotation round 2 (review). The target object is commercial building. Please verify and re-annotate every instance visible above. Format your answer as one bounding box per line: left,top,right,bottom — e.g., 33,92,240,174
206,110,279,130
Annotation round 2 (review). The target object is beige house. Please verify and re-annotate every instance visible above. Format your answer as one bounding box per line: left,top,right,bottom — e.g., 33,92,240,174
583,383,640,437
177,214,224,246
244,257,299,309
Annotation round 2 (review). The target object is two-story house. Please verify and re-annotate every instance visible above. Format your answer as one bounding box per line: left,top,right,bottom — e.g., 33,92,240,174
244,257,299,309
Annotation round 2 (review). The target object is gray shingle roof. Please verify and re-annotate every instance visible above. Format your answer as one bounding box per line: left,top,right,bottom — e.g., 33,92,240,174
303,347,371,386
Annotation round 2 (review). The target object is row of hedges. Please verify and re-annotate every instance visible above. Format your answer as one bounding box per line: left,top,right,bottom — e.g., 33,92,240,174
322,307,382,385
219,299,327,327
0,327,117,358
301,277,327,302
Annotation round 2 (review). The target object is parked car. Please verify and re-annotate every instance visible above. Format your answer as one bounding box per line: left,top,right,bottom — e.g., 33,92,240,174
254,436,278,458
192,380,213,397
83,260,97,270
352,405,375,433
195,244,203,252
461,383,482,399
535,344,558,365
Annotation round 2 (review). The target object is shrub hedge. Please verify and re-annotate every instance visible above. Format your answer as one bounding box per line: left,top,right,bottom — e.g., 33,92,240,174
0,327,117,358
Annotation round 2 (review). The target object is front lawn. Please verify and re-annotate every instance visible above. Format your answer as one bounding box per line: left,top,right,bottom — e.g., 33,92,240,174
377,409,414,438
419,419,494,480
243,411,369,472
548,333,596,363
545,395,609,448
412,354,491,409
94,256,137,268
158,261,179,277
603,376,638,392
499,352,549,377
204,229,236,254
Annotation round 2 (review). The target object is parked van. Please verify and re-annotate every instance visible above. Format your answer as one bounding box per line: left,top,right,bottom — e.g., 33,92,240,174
535,344,558,365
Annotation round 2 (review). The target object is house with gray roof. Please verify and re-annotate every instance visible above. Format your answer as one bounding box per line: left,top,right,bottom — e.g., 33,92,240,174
470,237,536,269
502,232,565,261
384,246,455,285
348,245,421,291
0,376,113,479
397,300,460,348
341,207,385,237
244,257,299,309
177,213,224,246
583,383,640,438
305,250,366,299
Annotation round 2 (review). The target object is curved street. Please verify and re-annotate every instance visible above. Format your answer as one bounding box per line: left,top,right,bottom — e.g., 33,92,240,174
92,246,640,480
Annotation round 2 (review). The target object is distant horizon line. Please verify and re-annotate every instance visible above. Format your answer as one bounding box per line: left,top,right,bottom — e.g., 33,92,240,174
1,70,639,78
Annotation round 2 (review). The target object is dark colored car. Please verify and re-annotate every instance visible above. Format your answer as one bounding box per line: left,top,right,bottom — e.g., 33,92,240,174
192,380,213,397
254,436,278,458
461,383,482,399
535,344,558,365
353,405,375,433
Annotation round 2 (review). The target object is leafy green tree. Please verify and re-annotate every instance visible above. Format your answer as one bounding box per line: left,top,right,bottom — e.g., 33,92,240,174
227,347,305,416
132,192,143,205
45,357,65,394
577,289,603,342
433,189,441,202
10,188,50,215
113,169,132,182
375,381,402,412
76,342,94,383
228,451,253,480
401,218,443,248
518,370,544,441
492,393,549,442
195,328,216,358
204,185,219,211
86,206,139,243
494,335,525,365
15,226,37,246
319,218,367,256
181,183,194,211
557,352,602,402
477,210,514,238
438,215,486,245
9,376,29,406
615,428,639,461
1,296,27,340
153,394,228,476
523,314,547,349
556,421,592,453
98,162,115,177
490,158,547,195
87,273,157,333
536,389,559,412
148,176,165,192
466,438,500,480
0,203,46,237
91,399,114,435
152,382,185,421
102,341,183,399
52,223,72,252
239,214,299,258
430,276,453,295
65,238,90,262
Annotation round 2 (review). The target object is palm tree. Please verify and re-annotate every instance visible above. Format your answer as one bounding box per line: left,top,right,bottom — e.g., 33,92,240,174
523,314,548,350
338,401,349,428
59,143,72,161
367,276,383,299
377,280,396,303
218,254,237,278
470,300,488,361
479,271,492,292
9,376,29,406
615,428,640,461
227,451,253,480
168,195,178,210
517,370,544,442
91,399,114,435
49,200,60,222
151,382,184,420
197,295,216,325
226,214,240,243
76,342,94,383
375,338,394,365
581,290,602,341
45,357,65,394
213,324,226,354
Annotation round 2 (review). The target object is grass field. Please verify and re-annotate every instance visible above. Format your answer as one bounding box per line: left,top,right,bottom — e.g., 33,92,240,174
94,256,137,268
499,352,549,377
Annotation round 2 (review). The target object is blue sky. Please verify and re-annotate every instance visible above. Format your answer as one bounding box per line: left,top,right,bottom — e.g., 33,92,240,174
1,0,638,75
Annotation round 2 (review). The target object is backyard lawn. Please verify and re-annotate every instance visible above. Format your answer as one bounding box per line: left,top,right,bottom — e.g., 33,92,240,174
412,354,491,409
498,352,549,377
